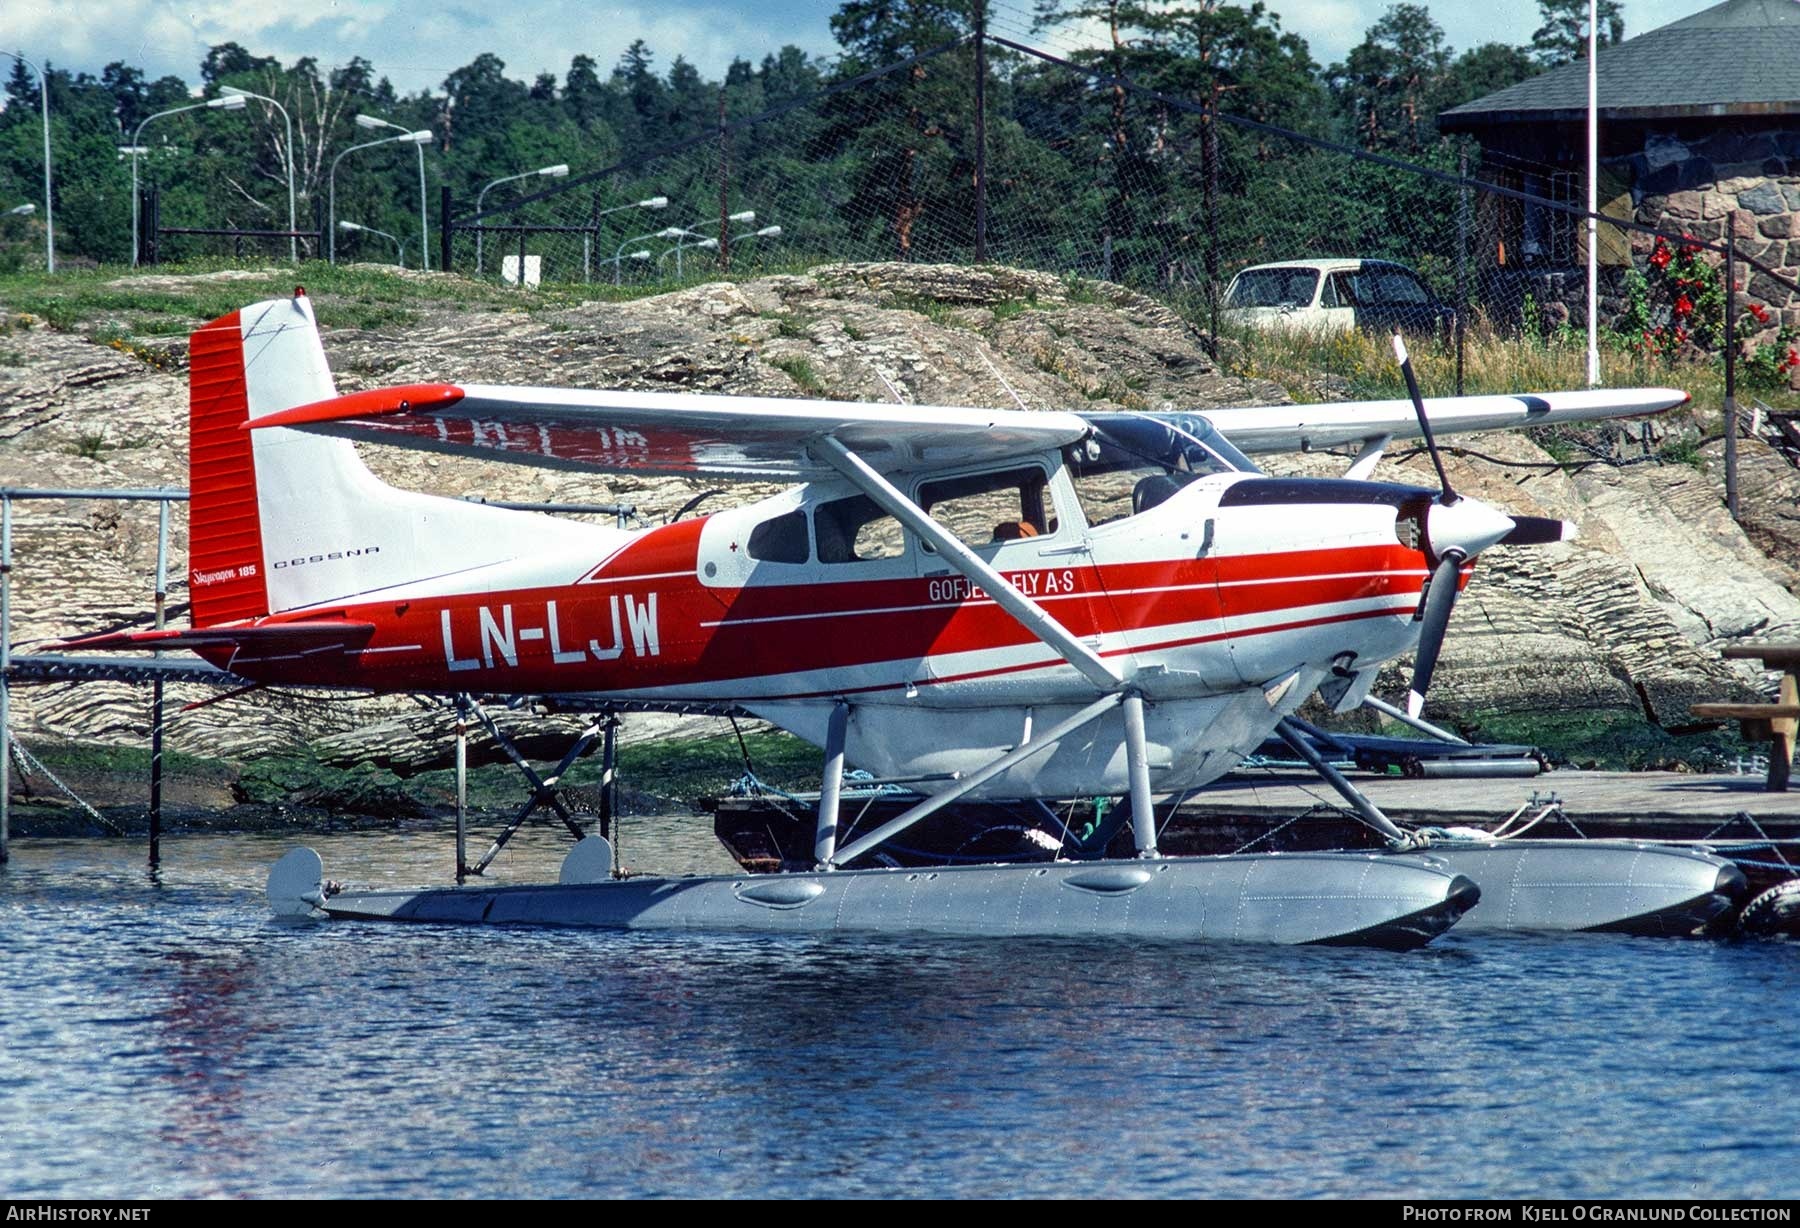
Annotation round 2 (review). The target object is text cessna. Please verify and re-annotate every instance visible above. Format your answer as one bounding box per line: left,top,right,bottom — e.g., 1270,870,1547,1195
439,595,660,672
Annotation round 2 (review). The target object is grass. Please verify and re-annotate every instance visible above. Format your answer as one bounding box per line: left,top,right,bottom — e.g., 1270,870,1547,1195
1443,708,1752,773
66,431,110,460
1218,315,1800,418
22,738,223,781
770,354,828,395
232,729,822,815
0,258,679,341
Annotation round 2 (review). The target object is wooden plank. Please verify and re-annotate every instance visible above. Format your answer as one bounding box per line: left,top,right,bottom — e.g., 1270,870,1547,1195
1720,644,1800,667
1690,703,1800,720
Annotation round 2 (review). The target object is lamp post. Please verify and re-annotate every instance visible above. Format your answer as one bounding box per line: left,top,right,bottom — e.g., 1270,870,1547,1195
580,195,667,282
610,249,652,283
130,93,247,266
615,225,687,285
338,220,404,267
219,84,297,261
656,213,754,279
7,204,34,216
659,235,718,278
0,53,52,273
328,128,432,263
356,113,431,270
475,163,569,274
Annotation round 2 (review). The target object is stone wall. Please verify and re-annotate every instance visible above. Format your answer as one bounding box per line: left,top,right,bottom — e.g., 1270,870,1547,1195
1626,126,1800,344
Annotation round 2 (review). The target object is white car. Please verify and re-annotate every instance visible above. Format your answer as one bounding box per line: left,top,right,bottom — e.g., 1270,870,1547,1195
1220,258,1454,336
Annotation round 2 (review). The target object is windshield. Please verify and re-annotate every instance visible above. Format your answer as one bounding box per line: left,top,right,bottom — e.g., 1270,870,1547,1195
1224,267,1320,309
1341,266,1432,305
1065,413,1258,527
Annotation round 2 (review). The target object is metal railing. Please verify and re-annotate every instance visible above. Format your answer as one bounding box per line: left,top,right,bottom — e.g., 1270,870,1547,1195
0,487,638,866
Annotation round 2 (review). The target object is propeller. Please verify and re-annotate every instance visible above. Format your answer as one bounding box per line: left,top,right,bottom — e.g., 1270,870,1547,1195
1390,333,1570,718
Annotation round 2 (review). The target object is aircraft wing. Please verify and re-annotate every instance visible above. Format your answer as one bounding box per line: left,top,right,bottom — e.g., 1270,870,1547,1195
249,383,1091,480
1203,388,1688,454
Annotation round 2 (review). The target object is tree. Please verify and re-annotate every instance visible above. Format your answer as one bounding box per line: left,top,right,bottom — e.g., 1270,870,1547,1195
1329,4,1451,153
200,42,276,87
1531,0,1624,68
830,0,973,69
564,55,607,130
1441,41,1539,111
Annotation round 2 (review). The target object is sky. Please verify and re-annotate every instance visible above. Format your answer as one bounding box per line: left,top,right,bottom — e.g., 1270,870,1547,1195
3,1,1733,96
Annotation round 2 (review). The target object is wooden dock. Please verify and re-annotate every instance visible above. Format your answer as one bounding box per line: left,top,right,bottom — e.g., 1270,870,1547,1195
1189,768,1800,835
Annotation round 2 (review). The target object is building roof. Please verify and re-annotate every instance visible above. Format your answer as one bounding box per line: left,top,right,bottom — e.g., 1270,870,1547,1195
1438,0,1800,131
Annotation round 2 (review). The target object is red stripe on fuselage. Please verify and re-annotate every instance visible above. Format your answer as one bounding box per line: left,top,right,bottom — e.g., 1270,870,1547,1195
231,531,1441,697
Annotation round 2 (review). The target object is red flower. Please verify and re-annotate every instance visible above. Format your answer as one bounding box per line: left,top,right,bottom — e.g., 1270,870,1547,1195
1681,235,1703,256
1675,325,1689,344
1650,244,1672,270
1749,303,1772,324
1674,295,1694,317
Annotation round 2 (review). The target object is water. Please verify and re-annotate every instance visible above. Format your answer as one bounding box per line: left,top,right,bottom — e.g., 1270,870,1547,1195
2,823,1798,1199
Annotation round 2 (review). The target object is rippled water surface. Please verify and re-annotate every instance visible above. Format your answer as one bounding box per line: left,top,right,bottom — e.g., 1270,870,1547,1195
3,824,1798,1199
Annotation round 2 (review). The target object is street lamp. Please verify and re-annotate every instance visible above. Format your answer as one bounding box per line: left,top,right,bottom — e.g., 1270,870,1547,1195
0,53,53,273
328,128,432,264
219,84,297,262
659,235,718,278
577,195,668,282
356,113,431,270
338,220,404,267
7,204,35,216
612,225,680,286
475,162,569,275
130,93,247,266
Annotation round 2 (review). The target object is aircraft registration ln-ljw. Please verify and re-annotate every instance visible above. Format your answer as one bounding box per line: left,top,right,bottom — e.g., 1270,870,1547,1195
63,291,1685,862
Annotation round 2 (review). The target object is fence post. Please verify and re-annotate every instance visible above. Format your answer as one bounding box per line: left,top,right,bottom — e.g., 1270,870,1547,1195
149,499,167,869
717,89,731,274
974,2,988,263
1457,147,1469,397
1725,211,1740,520
312,195,325,261
1,494,10,865
142,190,159,266
1203,100,1220,351
439,186,453,275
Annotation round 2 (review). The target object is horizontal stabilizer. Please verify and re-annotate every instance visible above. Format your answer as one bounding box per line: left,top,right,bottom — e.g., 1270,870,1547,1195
249,382,1090,480
52,621,377,654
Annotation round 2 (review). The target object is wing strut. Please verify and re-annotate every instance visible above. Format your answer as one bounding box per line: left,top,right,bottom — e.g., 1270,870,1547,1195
812,435,1123,692
828,692,1125,868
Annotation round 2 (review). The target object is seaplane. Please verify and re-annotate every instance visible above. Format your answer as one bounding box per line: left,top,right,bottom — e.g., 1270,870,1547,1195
56,290,1746,945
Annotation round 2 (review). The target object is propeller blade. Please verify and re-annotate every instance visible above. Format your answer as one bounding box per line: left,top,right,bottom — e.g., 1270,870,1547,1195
1391,331,1455,503
1499,515,1577,546
1407,550,1464,718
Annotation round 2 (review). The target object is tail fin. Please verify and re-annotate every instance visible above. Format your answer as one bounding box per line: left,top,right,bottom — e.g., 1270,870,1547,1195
187,293,612,623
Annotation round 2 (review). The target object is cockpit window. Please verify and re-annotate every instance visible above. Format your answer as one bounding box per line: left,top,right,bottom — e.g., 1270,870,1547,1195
1065,413,1257,528
918,467,1058,551
815,494,906,563
747,509,809,563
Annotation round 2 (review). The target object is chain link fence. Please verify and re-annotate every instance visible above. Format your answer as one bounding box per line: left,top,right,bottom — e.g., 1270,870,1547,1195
416,33,1800,493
